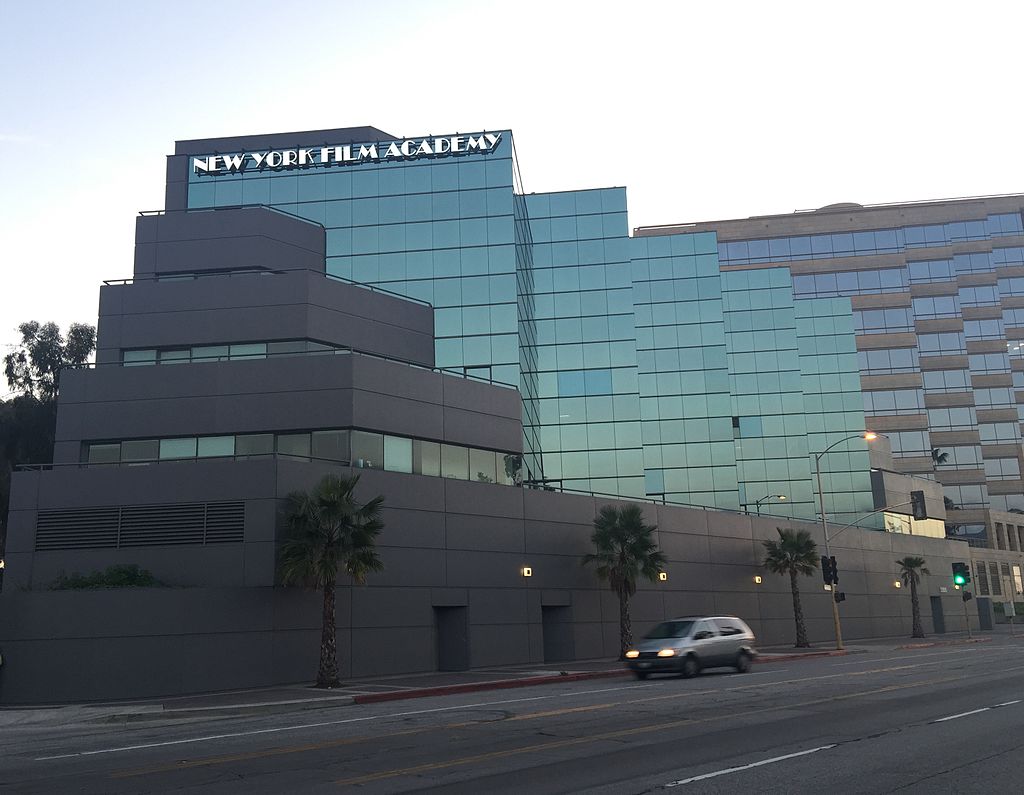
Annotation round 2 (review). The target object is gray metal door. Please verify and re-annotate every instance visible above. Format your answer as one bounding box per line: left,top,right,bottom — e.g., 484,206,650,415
930,596,945,634
977,597,994,631
435,606,470,671
541,606,575,663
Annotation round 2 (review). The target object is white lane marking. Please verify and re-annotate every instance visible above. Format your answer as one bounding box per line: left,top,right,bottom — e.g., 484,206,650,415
933,707,990,723
994,700,1021,707
664,744,837,787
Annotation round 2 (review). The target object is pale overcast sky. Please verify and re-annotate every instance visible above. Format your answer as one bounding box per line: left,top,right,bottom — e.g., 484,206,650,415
2,0,1022,368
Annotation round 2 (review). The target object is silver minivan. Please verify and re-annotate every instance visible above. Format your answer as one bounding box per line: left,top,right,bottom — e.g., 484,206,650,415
624,615,757,679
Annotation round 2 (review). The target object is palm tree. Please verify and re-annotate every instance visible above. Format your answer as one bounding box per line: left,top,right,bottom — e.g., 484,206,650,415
762,527,819,648
896,556,930,639
279,474,385,688
931,448,949,468
582,504,667,659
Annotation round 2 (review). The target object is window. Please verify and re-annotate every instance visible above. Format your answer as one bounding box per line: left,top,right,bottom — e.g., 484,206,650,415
862,389,925,415
158,349,190,365
440,444,468,479
86,443,120,463
469,448,497,483
969,353,1010,374
413,440,441,476
922,369,971,392
979,423,1021,443
974,387,1014,408
936,445,982,468
121,439,159,462
918,333,965,356
926,407,976,430
312,430,349,462
985,458,1020,480
351,431,383,469
943,484,988,508
959,286,999,307
964,319,1004,341
236,434,274,457
229,343,267,360
192,345,230,362
912,296,959,319
123,349,156,366
854,307,913,334
159,437,197,459
277,433,311,458
384,435,413,473
887,430,931,457
197,436,234,457
953,252,992,274
908,260,954,283
857,347,919,373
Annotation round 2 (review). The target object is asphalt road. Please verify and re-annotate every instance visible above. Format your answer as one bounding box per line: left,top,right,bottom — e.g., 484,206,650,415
2,639,1022,793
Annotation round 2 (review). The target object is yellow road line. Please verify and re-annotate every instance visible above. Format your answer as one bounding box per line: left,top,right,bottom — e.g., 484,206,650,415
333,674,963,786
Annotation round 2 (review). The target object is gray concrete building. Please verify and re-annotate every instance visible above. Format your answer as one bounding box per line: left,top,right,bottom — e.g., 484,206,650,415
0,129,1004,704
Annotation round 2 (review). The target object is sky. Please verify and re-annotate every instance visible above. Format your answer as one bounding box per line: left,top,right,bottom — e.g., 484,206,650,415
2,0,1023,372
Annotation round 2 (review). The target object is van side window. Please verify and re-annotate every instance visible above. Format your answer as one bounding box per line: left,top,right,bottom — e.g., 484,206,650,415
714,619,744,636
694,620,718,638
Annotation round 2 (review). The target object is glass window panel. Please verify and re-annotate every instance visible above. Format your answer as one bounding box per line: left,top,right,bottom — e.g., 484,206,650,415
312,430,349,462
236,434,274,456
500,453,523,485
351,431,383,469
159,437,197,459
121,439,159,462
192,345,230,362
277,433,311,458
441,444,469,480
470,448,497,483
229,343,267,360
87,443,121,464
197,436,235,457
413,440,441,476
123,349,156,366
158,349,190,365
384,435,413,473
268,340,311,357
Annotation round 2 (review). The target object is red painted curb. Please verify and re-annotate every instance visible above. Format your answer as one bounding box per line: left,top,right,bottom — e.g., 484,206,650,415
350,650,847,705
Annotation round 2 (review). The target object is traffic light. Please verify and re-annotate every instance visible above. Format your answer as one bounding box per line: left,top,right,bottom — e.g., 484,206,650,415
910,490,927,521
821,555,839,586
962,591,973,603
952,562,971,586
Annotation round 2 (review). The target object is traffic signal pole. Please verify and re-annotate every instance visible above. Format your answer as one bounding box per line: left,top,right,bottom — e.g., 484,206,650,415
816,459,844,651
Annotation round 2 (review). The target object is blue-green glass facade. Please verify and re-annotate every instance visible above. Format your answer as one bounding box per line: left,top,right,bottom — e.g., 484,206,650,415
186,127,876,524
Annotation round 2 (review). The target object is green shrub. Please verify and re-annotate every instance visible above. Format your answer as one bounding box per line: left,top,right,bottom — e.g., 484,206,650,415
49,564,164,590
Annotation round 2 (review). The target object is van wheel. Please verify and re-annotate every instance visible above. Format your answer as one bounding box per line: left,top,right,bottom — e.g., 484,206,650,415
735,651,752,673
634,671,649,680
681,656,700,678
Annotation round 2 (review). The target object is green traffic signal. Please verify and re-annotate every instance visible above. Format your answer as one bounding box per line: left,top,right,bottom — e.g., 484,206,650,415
953,573,966,585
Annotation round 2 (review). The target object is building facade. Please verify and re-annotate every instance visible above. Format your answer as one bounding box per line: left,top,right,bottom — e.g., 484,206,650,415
1,125,1009,704
637,196,1024,548
176,128,884,526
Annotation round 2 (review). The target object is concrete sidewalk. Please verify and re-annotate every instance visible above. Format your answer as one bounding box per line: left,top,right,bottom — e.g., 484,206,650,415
0,628,1015,725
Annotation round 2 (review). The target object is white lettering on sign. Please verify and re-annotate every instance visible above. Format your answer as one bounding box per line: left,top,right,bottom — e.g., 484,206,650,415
192,132,504,175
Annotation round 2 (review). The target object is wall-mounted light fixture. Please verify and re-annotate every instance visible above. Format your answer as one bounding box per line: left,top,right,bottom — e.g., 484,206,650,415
521,566,532,577
658,572,668,581
753,575,763,585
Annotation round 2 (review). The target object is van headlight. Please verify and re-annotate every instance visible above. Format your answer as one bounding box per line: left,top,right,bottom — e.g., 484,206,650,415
625,650,640,659
657,649,676,657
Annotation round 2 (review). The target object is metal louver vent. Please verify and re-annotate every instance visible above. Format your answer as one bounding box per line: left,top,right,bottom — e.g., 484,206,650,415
35,501,244,550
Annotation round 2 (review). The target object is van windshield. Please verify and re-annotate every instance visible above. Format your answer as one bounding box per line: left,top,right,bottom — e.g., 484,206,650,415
644,620,695,640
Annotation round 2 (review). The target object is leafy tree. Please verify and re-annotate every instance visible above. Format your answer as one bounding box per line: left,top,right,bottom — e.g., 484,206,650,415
931,447,949,467
582,504,667,659
4,321,96,401
896,556,930,639
279,474,385,688
2,321,96,554
762,527,819,648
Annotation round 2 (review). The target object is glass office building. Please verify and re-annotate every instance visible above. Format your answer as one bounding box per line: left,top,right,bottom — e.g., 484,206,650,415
637,197,1024,547
185,127,875,525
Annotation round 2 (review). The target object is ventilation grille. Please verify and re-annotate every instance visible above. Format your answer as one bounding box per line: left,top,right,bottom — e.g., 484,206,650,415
35,502,244,550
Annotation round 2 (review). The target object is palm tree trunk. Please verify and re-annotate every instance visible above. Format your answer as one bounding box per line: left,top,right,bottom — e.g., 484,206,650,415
910,578,924,638
317,579,341,688
790,569,809,648
618,589,632,660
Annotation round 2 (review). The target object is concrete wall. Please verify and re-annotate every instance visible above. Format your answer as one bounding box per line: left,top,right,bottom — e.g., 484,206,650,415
95,269,435,368
0,463,978,704
51,354,520,464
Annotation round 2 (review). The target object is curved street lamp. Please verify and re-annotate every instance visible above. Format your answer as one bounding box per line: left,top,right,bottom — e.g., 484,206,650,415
754,494,787,515
814,431,880,651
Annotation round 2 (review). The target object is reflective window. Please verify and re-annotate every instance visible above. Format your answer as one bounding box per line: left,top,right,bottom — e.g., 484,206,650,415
857,347,920,373
912,296,959,319
862,389,925,415
979,423,1021,443
159,437,197,459
969,353,1010,373
964,319,1004,341
974,387,1014,408
998,277,1024,297
927,406,976,430
86,443,120,463
384,435,413,473
908,260,954,283
922,369,971,392
413,440,441,476
440,444,468,479
197,436,234,457
854,307,913,334
123,349,156,366
277,433,311,458
469,448,497,482
917,333,965,356
121,439,159,461
985,458,1021,479
351,431,383,469
236,434,274,456
312,430,349,462
959,286,999,307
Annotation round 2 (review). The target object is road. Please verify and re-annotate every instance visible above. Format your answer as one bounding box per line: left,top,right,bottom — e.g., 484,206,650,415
1,638,1022,793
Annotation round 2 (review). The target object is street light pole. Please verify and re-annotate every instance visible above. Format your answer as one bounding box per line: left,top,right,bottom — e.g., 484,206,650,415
813,432,878,652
